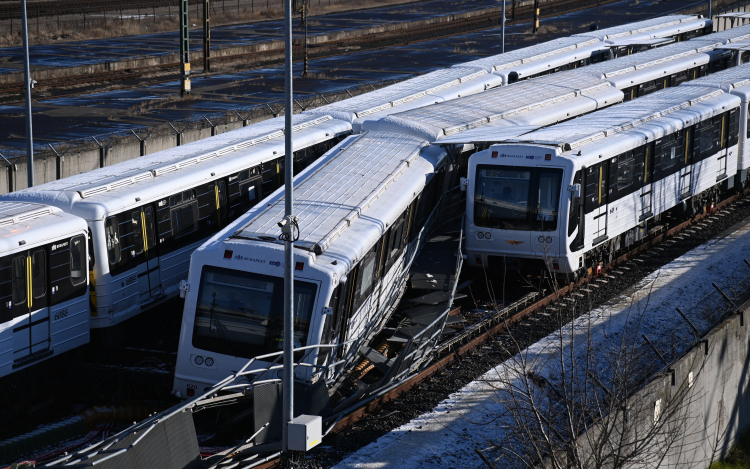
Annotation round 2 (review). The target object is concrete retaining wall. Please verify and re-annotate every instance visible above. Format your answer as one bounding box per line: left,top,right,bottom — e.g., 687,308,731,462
564,300,750,468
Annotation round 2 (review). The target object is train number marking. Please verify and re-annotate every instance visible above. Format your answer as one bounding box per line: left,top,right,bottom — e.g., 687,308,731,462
53,308,69,322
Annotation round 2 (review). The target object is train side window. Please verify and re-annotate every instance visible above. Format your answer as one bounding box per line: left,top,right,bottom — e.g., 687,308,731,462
617,156,634,191
105,216,121,265
217,181,228,221
131,210,144,255
240,179,259,210
70,236,87,286
386,209,409,271
31,251,45,299
699,119,714,159
11,256,26,305
568,170,581,237
353,244,379,311
143,207,156,249
584,163,607,213
171,190,199,239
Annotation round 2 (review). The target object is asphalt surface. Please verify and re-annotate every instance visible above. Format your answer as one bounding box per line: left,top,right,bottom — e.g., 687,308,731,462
0,0,708,154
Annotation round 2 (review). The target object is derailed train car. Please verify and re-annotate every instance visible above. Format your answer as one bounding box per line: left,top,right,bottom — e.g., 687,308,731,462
172,132,455,398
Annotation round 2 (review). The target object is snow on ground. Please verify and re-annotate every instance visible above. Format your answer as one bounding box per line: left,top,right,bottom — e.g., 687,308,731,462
334,218,750,469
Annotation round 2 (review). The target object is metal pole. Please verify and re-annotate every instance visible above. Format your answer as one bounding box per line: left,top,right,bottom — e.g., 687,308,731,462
21,0,34,188
180,0,191,96
708,0,712,25
303,0,308,76
533,0,539,33
282,0,294,457
203,0,211,71
501,0,505,54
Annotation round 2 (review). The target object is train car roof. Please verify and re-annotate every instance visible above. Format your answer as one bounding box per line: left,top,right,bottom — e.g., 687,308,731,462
680,62,750,92
225,132,443,273
452,36,602,74
701,23,750,44
617,18,712,44
510,86,738,152
582,38,721,80
0,202,87,254
361,71,621,142
302,67,502,124
1,115,350,219
573,15,702,41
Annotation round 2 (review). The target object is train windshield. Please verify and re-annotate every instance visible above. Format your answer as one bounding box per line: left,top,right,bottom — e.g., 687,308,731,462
474,165,563,231
191,266,317,359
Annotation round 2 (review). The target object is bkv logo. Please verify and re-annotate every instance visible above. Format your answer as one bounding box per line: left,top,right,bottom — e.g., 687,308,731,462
270,261,281,267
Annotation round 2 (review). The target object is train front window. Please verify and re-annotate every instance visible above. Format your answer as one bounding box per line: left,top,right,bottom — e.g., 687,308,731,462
192,266,317,359
474,165,563,231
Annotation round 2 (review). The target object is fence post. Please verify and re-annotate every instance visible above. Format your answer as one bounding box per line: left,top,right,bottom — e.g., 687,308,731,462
92,137,107,169
202,116,217,136
234,110,249,127
169,123,184,146
48,143,65,179
131,130,147,155
0,152,16,194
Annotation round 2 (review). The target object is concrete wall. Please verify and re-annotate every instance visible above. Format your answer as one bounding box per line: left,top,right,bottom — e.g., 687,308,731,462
565,302,750,468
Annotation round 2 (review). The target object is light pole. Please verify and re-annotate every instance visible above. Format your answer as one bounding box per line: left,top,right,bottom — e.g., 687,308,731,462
501,0,506,54
21,0,34,188
281,0,295,459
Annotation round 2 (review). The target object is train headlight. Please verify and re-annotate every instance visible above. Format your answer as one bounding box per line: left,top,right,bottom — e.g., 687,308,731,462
205,357,214,367
546,236,553,244
484,232,491,239
538,236,545,244
477,232,485,239
194,356,204,365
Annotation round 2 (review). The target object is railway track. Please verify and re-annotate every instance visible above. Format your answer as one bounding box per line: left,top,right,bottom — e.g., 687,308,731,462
0,0,622,101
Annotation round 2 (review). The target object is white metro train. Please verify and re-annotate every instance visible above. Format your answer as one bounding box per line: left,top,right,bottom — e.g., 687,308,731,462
463,76,748,277
0,15,728,378
172,132,453,397
0,203,89,376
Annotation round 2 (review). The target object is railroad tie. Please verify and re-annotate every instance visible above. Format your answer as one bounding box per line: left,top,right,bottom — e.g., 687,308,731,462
581,288,592,293
588,283,600,288
596,279,608,284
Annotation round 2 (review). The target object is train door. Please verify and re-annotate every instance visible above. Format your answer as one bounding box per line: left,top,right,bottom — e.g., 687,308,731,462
11,248,50,362
584,163,608,245
679,128,693,199
131,206,161,303
636,143,654,220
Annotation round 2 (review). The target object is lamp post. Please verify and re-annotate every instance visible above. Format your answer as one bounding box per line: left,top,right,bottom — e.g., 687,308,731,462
281,0,295,458
21,0,34,188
